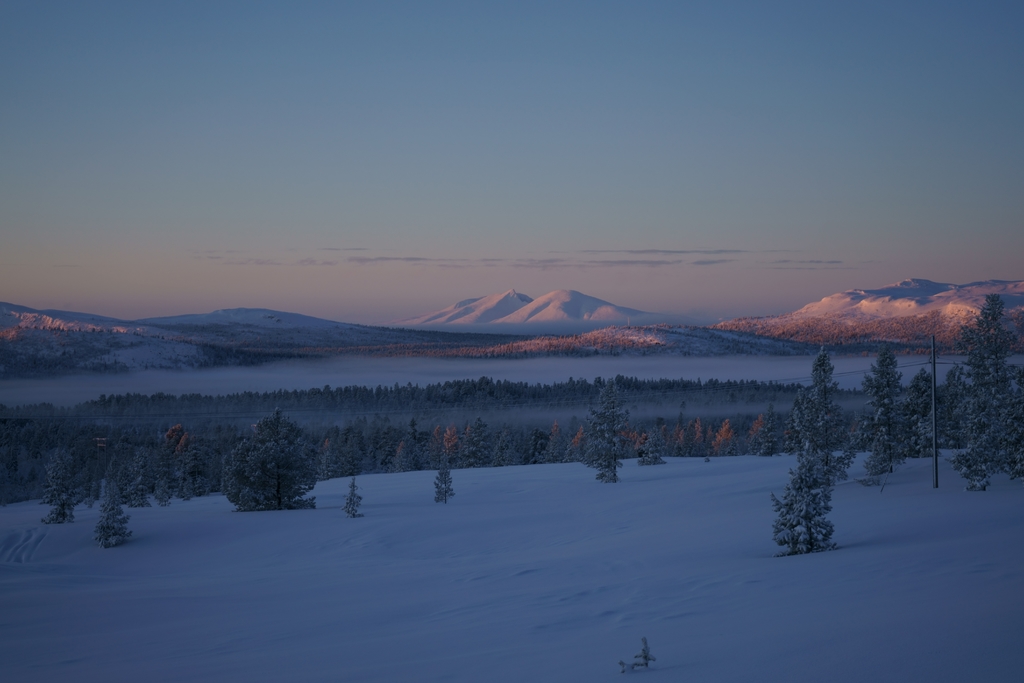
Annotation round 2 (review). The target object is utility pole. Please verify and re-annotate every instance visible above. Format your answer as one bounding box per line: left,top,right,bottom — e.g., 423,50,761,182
931,335,938,489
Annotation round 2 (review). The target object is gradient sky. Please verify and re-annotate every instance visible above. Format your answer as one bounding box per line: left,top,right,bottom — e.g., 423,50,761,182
2,1,1023,324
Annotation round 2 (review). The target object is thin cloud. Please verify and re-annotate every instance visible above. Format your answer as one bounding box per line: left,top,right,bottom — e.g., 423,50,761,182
319,247,368,252
691,259,737,266
573,249,747,255
223,258,285,266
295,258,338,267
770,259,843,265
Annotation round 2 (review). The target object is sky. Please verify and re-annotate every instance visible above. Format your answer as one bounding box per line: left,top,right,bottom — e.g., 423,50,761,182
2,1,1023,324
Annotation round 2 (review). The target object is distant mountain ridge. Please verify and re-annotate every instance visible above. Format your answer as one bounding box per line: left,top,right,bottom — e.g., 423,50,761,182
715,279,1024,350
0,299,808,380
398,289,658,327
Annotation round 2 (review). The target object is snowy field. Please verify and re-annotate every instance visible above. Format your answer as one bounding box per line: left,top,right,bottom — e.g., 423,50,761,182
2,455,1022,683
0,353,983,407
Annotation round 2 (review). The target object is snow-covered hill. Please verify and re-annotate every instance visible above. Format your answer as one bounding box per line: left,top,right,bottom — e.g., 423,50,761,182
715,279,1024,350
398,289,661,328
0,303,524,379
141,308,362,329
399,290,536,325
2,456,1021,682
786,279,1024,321
0,300,808,380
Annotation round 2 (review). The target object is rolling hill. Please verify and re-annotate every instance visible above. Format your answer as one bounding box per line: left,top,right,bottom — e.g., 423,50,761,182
715,279,1024,350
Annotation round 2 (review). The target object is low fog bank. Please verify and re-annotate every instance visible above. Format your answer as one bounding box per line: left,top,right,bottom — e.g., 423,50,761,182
0,353,985,408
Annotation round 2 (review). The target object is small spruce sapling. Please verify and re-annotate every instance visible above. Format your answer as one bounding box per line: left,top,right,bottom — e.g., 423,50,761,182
344,476,363,518
94,478,132,548
632,637,656,670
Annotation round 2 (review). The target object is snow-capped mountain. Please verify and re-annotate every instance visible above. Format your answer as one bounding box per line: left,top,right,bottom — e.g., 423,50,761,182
783,279,1024,321
397,289,658,327
399,290,535,325
715,279,1024,350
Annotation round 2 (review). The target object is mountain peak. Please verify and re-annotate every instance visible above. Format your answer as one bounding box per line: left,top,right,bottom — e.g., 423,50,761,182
396,289,656,327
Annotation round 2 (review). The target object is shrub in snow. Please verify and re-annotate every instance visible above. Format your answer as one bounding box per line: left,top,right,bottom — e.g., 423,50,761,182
862,345,904,480
637,432,666,466
223,410,318,511
434,451,454,503
586,381,629,483
631,636,656,670
951,294,1016,490
344,477,363,518
41,449,79,524
94,478,132,548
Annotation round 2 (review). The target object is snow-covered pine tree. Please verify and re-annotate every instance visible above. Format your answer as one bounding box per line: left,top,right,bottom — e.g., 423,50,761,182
631,637,656,670
94,476,131,548
543,420,567,464
938,365,968,449
862,345,904,480
637,428,666,465
124,447,152,508
344,476,363,517
41,449,79,524
770,455,836,556
586,381,629,482
153,473,172,507
491,428,518,467
222,409,318,511
1007,367,1024,483
748,403,780,456
565,425,586,463
176,433,209,500
460,418,489,468
772,349,848,556
390,441,407,473
434,450,454,503
901,368,934,459
952,294,1015,490
785,348,852,486
317,437,334,481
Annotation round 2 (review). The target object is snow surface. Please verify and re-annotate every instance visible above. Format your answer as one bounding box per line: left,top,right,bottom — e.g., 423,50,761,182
2,456,1021,682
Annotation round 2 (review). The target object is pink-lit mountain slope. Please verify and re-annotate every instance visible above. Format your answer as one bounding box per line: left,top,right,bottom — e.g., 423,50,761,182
399,290,535,325
398,289,658,327
715,279,1024,350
